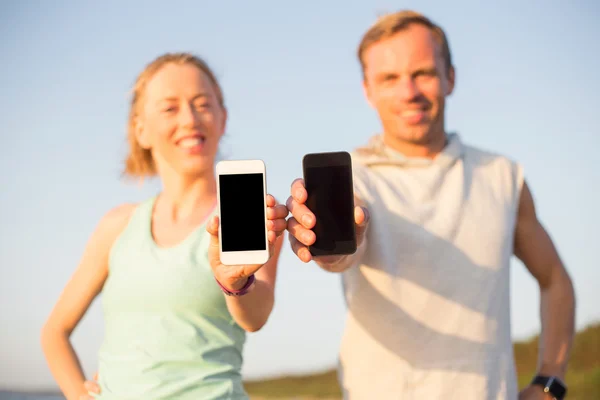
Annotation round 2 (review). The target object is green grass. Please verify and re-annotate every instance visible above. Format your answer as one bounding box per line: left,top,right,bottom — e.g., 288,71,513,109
244,321,600,399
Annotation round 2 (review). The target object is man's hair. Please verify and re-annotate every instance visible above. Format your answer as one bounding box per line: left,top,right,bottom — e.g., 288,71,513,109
357,10,453,78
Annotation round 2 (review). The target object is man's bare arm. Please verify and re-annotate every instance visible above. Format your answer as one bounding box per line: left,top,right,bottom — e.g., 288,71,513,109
514,181,576,380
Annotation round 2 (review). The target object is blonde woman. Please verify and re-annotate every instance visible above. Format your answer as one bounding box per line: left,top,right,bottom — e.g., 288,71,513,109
41,52,287,400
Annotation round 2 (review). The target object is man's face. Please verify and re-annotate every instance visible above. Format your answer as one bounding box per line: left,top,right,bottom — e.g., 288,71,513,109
362,24,455,151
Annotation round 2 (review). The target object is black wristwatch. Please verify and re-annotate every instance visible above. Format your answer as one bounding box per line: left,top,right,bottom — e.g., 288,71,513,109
531,375,567,399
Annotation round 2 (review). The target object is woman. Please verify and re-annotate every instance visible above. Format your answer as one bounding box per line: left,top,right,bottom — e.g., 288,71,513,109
40,52,287,400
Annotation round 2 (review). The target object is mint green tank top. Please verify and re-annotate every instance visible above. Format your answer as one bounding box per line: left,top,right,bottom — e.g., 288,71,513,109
94,196,248,400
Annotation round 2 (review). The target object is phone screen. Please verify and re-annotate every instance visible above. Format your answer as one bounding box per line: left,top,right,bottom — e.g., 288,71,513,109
219,173,266,252
303,153,356,256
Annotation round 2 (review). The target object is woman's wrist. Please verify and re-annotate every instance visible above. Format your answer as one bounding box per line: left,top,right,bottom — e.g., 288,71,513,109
215,275,256,296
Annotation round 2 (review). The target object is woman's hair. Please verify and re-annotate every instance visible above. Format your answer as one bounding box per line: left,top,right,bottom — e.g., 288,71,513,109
123,52,225,178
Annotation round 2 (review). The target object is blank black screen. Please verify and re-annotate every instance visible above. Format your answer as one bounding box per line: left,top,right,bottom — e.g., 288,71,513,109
219,173,266,252
305,165,354,251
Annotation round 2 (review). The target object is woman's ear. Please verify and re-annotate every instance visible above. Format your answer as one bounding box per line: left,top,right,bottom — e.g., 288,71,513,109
134,117,151,149
220,107,228,138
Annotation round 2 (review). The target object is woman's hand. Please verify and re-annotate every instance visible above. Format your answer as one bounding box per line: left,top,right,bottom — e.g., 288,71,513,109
80,372,100,399
206,194,288,291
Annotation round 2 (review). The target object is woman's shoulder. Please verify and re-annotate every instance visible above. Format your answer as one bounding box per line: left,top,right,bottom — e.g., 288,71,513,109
93,202,141,245
103,202,139,226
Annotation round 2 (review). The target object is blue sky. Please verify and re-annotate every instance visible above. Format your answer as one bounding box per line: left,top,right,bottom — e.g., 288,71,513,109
1,0,598,391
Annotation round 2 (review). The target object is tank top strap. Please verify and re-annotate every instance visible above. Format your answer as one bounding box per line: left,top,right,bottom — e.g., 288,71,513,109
107,196,157,267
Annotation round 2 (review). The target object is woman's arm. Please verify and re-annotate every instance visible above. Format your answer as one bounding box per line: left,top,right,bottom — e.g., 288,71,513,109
206,194,288,332
40,204,135,400
223,233,284,332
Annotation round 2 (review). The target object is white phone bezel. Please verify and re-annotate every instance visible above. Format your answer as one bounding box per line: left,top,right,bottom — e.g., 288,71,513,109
216,159,269,266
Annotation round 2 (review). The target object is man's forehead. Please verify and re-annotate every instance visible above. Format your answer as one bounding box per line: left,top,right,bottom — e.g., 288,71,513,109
364,28,442,71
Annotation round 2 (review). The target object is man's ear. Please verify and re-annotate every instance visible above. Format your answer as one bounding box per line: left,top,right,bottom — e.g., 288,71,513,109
362,79,375,109
445,65,456,96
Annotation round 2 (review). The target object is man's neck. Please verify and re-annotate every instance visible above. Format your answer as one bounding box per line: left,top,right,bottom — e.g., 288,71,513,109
383,132,447,159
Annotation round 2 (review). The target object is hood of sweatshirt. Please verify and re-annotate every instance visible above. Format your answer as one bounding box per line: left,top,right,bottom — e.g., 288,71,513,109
351,132,464,170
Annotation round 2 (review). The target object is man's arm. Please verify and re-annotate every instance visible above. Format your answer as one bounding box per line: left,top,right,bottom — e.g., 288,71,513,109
514,181,576,380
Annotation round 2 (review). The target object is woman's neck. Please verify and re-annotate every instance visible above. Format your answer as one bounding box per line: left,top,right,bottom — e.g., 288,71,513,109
157,172,217,222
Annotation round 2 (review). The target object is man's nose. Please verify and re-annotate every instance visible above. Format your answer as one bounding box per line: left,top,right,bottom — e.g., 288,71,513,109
397,77,421,101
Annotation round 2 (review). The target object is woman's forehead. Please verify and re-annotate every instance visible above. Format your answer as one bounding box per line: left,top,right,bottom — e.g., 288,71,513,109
144,63,214,101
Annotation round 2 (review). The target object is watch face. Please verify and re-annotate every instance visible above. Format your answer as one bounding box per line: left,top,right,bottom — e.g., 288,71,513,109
548,378,567,398
534,375,567,399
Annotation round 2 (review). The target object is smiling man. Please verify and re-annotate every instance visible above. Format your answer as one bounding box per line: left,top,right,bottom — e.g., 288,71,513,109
285,10,576,400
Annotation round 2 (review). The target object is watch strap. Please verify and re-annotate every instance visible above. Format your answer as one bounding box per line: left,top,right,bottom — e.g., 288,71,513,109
532,375,567,400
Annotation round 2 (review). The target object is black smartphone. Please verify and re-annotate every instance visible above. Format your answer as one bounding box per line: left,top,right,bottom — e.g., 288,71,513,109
302,151,357,257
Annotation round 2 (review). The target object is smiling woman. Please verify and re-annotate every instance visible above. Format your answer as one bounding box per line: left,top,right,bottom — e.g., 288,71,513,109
124,54,226,178
40,52,288,400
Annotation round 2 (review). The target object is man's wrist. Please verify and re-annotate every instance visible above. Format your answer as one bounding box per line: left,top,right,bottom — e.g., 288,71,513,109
538,363,567,381
316,255,350,272
531,373,568,400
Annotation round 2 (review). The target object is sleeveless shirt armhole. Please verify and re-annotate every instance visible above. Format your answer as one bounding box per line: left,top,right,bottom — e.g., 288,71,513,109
106,201,146,271
350,158,372,207
513,161,526,217
348,158,371,268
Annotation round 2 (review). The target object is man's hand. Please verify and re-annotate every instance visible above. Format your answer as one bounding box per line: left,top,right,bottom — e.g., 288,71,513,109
285,178,369,264
518,385,554,400
206,194,288,291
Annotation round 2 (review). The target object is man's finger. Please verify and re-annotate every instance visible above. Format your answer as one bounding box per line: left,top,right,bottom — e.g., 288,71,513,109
287,217,315,246
354,206,369,226
354,206,370,242
290,178,307,204
290,234,312,263
286,196,315,229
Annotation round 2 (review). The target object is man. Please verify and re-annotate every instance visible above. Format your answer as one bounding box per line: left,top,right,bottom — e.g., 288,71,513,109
286,10,576,400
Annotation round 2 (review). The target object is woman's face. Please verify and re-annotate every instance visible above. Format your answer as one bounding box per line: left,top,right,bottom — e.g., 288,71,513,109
136,62,226,178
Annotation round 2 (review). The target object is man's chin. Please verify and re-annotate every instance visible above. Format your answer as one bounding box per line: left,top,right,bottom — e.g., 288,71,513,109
398,128,435,145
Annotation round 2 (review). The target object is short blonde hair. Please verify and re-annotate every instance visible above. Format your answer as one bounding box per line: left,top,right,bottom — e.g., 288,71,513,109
357,10,453,78
123,52,225,178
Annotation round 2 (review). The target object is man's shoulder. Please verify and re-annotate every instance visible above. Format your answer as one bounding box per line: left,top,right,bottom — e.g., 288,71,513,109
460,140,521,169
347,133,523,172
460,140,525,199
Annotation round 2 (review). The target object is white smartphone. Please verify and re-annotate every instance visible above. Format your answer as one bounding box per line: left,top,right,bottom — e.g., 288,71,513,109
216,159,270,266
